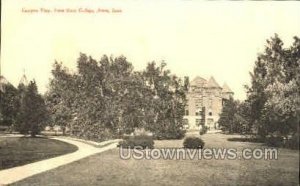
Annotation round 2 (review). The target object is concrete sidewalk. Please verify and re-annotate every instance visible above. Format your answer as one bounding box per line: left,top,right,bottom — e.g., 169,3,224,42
0,137,119,185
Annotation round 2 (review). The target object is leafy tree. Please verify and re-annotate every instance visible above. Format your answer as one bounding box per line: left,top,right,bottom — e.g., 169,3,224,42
142,62,187,139
245,34,300,138
46,61,78,135
264,80,299,137
47,54,188,141
218,97,238,133
235,101,251,133
0,83,18,127
15,80,48,137
15,83,28,134
219,98,252,134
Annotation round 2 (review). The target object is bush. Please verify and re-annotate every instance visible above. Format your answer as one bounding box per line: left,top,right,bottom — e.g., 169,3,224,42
199,126,208,135
284,134,299,150
154,129,186,140
265,134,299,149
118,135,154,149
265,136,284,147
183,137,204,149
133,128,152,136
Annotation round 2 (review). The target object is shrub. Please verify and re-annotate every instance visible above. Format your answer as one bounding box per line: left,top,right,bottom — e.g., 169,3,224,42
118,135,154,149
265,136,284,147
199,126,208,135
265,134,299,149
154,129,186,140
133,128,153,136
183,137,204,149
284,134,299,150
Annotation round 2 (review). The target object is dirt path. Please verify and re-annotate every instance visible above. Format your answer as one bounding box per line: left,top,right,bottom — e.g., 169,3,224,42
0,137,119,185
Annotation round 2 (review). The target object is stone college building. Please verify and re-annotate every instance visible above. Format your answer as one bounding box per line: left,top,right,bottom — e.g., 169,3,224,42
183,76,234,130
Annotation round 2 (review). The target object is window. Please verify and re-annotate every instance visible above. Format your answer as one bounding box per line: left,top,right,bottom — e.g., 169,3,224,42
195,119,201,126
209,99,213,107
195,108,202,116
207,119,214,125
209,112,212,116
185,110,189,116
183,119,189,129
195,99,203,109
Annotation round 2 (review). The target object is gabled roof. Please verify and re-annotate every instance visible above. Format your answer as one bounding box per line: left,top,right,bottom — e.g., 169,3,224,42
190,76,207,87
222,83,233,93
207,76,221,88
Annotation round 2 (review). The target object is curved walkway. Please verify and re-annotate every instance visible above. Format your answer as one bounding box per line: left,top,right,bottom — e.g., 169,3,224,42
0,137,120,185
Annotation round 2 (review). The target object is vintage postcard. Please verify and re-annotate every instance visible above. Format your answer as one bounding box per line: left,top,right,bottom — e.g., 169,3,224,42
1,1,299,185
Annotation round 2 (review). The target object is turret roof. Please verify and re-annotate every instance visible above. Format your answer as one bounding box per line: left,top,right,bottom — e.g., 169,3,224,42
207,76,221,88
222,83,233,93
190,76,207,87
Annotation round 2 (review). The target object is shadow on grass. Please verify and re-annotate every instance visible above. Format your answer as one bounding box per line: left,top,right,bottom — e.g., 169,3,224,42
0,137,78,170
227,137,264,143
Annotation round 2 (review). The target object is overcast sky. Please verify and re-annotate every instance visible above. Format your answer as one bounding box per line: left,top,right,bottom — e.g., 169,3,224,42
2,1,300,100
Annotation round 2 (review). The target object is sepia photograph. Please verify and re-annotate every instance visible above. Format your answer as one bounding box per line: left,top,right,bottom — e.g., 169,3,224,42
0,1,299,185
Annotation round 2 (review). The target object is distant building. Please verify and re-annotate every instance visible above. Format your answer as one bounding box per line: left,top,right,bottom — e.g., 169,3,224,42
0,75,11,92
183,76,233,130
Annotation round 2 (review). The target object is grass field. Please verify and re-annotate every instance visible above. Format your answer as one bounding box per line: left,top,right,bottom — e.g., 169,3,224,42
12,133,299,186
0,137,78,170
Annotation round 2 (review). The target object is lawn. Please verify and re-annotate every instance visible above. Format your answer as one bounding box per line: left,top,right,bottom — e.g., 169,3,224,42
12,133,299,186
0,137,78,170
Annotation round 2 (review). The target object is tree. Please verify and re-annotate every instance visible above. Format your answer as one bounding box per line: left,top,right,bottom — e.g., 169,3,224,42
15,80,48,137
0,83,18,128
46,61,77,135
47,54,188,141
218,97,238,133
245,34,300,138
235,101,251,133
15,83,28,134
142,62,187,139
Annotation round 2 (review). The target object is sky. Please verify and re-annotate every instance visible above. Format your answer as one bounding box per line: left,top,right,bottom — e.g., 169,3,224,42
1,0,300,100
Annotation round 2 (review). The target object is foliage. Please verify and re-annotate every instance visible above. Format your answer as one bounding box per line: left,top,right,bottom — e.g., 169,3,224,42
183,137,204,149
264,134,299,150
265,136,284,147
0,83,19,128
218,97,239,133
220,35,299,139
45,62,75,135
284,134,299,150
199,126,208,135
142,62,187,139
15,81,49,137
245,34,300,138
154,129,186,140
46,54,187,141
118,135,154,149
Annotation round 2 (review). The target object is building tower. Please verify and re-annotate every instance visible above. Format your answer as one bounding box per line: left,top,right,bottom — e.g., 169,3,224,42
183,76,234,131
